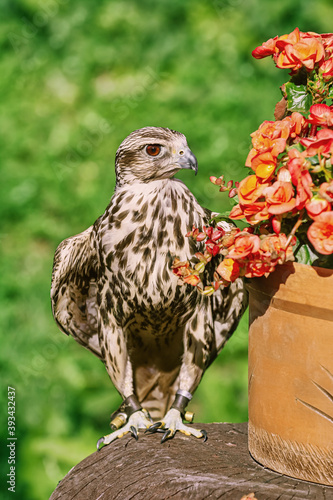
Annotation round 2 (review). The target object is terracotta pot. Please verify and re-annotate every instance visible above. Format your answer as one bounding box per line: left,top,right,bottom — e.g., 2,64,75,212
247,262,333,486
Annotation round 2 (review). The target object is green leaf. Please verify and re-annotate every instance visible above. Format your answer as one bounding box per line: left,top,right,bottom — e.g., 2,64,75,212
294,242,333,269
294,242,318,265
209,212,234,224
209,213,248,230
285,82,312,113
328,84,333,99
312,253,333,269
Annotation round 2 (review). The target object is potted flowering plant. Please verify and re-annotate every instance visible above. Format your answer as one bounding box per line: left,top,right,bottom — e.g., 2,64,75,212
173,28,333,486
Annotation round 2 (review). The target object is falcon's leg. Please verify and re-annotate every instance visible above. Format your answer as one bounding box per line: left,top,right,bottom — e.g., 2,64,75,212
97,404,153,450
147,391,207,443
97,324,153,449
147,309,212,443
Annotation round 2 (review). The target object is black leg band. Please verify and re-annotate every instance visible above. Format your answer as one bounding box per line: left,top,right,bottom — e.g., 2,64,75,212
170,391,192,417
111,394,142,421
119,394,142,418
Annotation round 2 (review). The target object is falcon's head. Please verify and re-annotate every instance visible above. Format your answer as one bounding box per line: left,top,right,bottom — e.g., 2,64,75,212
115,127,198,186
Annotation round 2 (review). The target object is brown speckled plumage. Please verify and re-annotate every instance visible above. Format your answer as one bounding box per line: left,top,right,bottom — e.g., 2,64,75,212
51,127,247,421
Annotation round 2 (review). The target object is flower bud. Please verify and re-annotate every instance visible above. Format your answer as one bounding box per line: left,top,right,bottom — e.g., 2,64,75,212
228,188,238,198
194,262,206,273
196,232,206,242
210,175,224,185
201,286,215,296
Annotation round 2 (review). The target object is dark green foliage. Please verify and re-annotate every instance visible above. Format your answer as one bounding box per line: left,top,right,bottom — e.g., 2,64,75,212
285,82,313,113
1,1,332,498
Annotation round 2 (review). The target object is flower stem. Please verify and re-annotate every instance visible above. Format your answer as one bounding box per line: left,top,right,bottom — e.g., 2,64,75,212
284,210,305,250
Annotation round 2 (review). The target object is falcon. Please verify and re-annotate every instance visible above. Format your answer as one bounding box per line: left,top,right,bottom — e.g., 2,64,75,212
51,127,247,449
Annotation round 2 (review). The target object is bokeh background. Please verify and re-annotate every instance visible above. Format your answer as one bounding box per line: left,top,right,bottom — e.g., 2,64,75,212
1,0,332,498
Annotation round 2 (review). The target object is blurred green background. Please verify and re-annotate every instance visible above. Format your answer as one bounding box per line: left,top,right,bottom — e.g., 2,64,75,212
1,0,332,498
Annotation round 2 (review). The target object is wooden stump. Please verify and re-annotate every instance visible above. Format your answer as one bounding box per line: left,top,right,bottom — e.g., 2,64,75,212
50,423,333,499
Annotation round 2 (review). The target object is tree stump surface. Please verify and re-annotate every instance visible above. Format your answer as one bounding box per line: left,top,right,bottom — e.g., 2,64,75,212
50,423,333,500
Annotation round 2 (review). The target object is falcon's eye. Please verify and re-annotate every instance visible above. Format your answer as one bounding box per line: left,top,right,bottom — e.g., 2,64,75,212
146,144,161,156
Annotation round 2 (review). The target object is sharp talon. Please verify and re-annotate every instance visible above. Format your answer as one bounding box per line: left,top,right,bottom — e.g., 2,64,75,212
97,437,105,451
161,429,173,444
200,429,208,442
152,421,163,430
145,422,162,434
130,426,138,441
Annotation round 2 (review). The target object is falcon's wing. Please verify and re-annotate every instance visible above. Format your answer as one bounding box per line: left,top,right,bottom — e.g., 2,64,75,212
207,214,248,354
211,278,248,359
51,225,102,359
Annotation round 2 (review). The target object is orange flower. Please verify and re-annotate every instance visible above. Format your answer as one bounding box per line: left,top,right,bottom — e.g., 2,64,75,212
172,259,190,277
252,37,278,59
240,493,258,500
301,128,333,159
229,202,270,224
244,260,274,278
229,204,245,220
245,148,257,168
238,175,268,206
246,124,288,180
272,216,282,234
259,233,295,266
307,211,333,254
250,151,277,181
249,137,286,159
306,198,331,219
319,57,333,81
264,181,296,215
216,258,240,282
230,204,269,224
244,204,269,224
307,104,333,127
287,112,308,138
249,114,306,150
287,149,313,209
276,166,292,182
227,233,261,259
294,37,325,69
275,29,325,71
183,274,201,286
319,181,333,202
220,229,239,248
253,29,327,72
251,120,291,145
260,233,288,256
232,175,271,223
287,148,309,174
321,33,333,55
276,27,301,48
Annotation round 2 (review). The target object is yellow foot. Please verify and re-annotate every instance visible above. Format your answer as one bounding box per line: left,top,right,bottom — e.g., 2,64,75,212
97,410,152,450
145,408,207,443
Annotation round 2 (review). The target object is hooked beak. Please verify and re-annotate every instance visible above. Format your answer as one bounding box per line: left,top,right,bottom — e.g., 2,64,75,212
177,148,198,175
